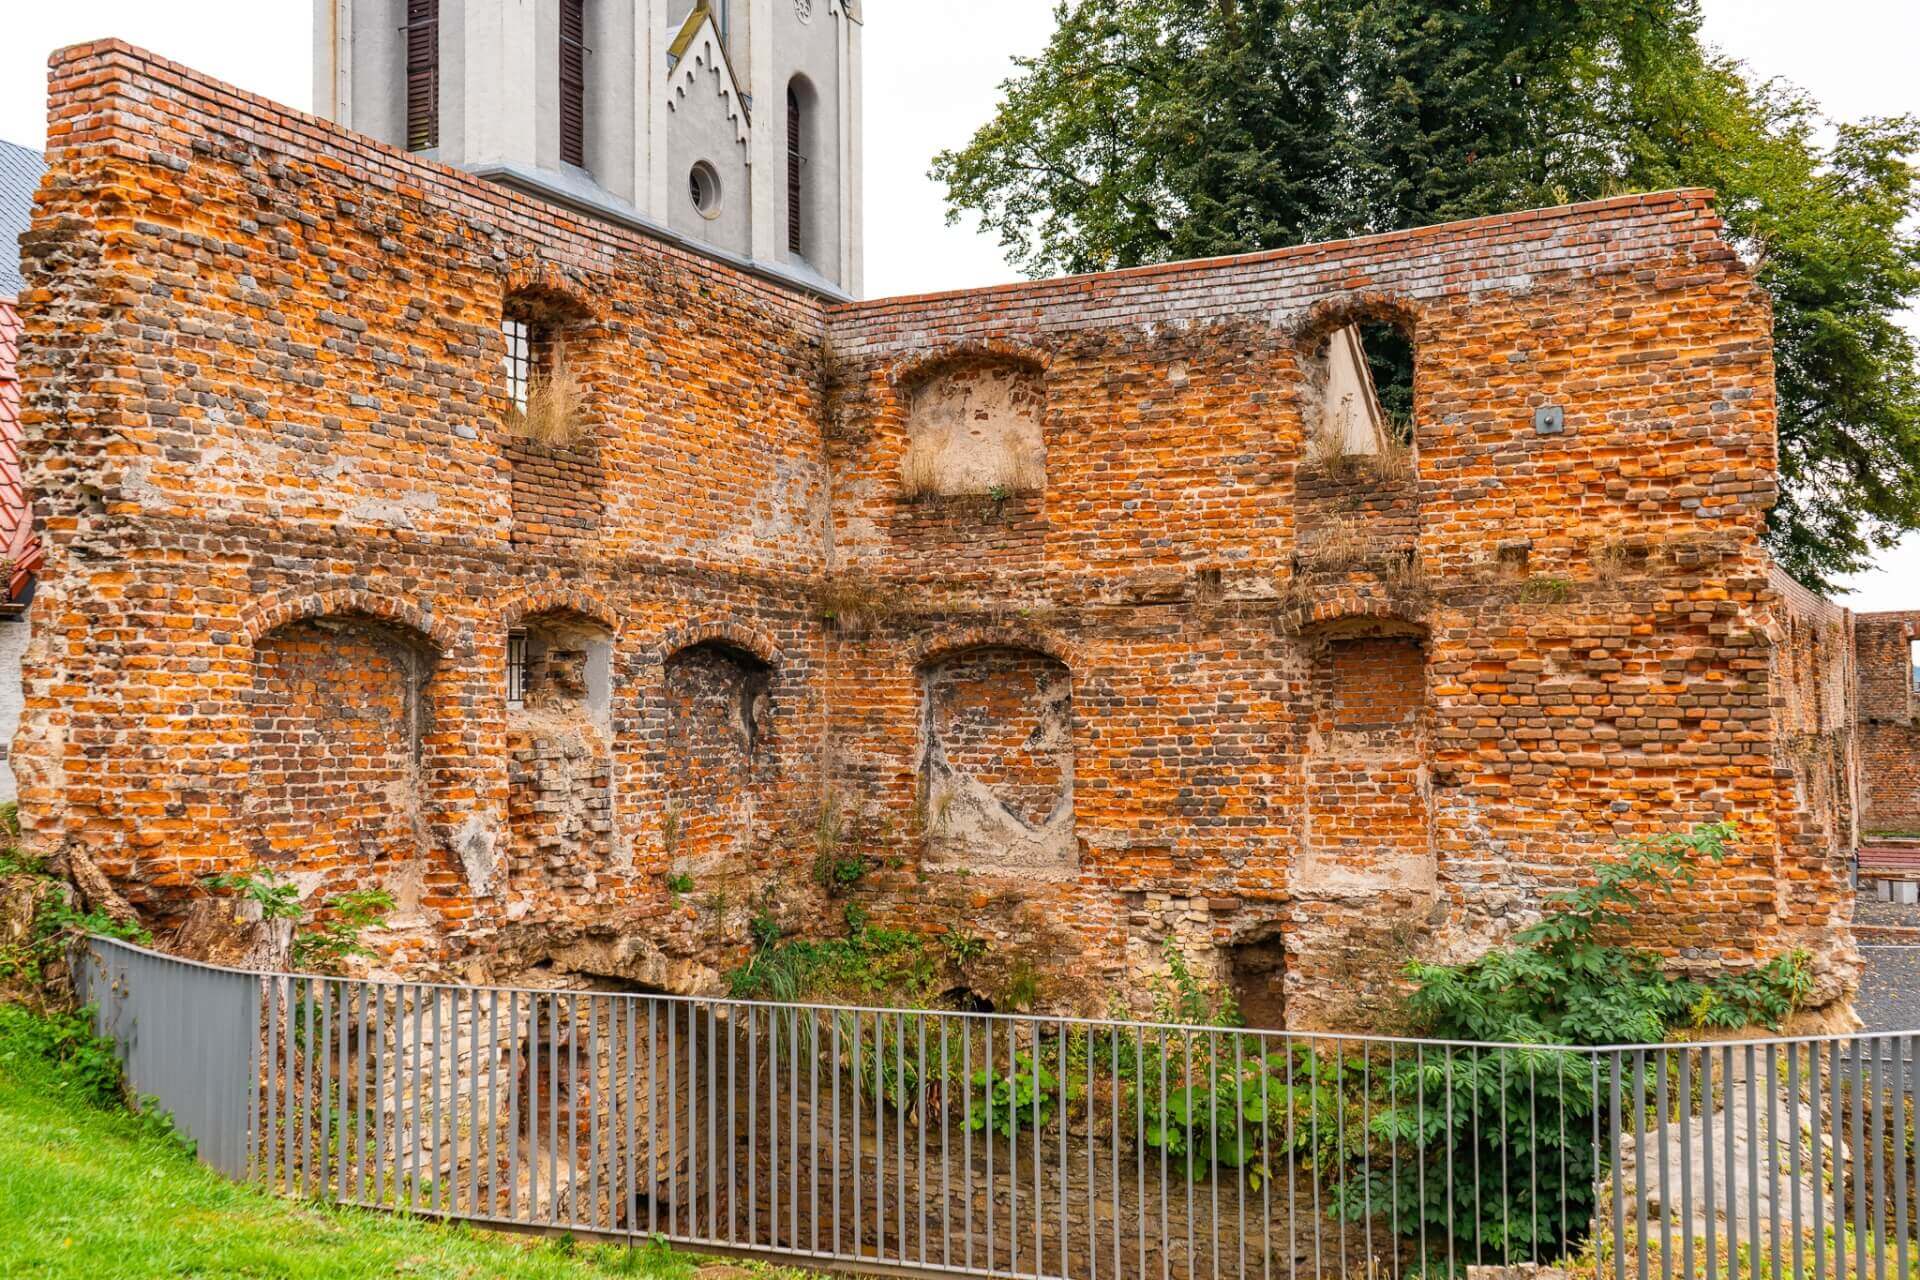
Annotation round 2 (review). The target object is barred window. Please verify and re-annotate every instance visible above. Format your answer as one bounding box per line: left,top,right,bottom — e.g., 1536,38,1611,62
507,630,529,707
502,317,532,414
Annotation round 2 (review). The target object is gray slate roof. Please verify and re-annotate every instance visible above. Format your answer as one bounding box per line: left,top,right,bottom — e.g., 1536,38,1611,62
0,140,46,300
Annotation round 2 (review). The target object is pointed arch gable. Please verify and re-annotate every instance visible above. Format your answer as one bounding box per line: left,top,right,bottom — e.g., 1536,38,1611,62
666,7,751,151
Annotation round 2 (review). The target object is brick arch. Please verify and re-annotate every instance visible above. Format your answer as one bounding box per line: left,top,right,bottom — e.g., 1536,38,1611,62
501,257,603,323
501,585,626,638
910,623,1077,674
241,589,460,655
889,339,1050,396
655,618,780,668
1292,597,1430,638
1286,291,1423,352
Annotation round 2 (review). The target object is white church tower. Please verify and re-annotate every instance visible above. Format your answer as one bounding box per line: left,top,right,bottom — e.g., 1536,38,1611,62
313,0,864,296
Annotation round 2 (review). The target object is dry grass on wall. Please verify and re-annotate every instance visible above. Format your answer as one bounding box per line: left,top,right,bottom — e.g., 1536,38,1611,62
900,437,1046,502
1305,427,1415,485
510,362,586,448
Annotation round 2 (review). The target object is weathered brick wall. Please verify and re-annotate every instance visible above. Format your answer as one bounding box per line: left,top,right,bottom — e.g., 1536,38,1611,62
822,190,1856,1023
13,41,832,981
1766,569,1858,882
12,42,1861,1023
1857,611,1920,832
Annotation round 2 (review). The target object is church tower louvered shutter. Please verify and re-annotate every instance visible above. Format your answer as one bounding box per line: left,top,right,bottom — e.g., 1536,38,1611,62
787,87,803,255
559,0,587,168
404,0,439,153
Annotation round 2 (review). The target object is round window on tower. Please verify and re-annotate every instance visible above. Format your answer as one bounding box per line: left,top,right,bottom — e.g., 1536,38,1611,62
689,162,723,219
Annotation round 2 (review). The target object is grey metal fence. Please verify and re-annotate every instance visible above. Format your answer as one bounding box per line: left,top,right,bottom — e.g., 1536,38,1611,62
74,935,1920,1279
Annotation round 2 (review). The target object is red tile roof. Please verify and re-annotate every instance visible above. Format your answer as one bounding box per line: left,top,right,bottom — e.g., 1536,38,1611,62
0,297,40,601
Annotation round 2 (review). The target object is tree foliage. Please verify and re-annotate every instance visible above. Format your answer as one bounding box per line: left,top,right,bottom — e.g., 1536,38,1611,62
934,0,1920,587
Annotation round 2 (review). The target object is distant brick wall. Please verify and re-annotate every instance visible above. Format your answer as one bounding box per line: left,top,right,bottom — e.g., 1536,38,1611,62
11,40,1862,1022
1858,611,1920,832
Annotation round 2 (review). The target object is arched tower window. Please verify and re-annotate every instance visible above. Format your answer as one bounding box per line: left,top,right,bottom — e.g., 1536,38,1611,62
786,83,805,256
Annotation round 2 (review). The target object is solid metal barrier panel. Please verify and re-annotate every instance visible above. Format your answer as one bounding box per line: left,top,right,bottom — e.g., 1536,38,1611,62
76,935,1920,1280
73,937,261,1179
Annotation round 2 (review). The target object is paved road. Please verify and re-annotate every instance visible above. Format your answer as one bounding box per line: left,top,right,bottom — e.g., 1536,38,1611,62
1858,943,1920,1034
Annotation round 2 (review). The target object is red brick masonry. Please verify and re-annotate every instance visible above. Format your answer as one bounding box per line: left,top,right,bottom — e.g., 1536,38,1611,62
11,41,1864,1024
1857,613,1920,834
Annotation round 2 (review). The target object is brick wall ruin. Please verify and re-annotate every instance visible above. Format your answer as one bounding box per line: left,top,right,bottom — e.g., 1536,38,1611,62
11,42,1869,1026
1857,611,1920,832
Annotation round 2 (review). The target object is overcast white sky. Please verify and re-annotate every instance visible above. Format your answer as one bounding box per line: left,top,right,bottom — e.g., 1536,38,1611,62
1,2,1915,606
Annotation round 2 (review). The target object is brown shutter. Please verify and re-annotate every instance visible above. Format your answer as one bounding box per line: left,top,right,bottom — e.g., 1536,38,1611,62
405,0,439,153
787,87,803,255
559,0,587,169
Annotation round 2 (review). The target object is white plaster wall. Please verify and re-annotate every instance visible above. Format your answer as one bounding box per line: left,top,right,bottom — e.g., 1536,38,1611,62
667,27,752,256
0,612,29,803
322,0,859,292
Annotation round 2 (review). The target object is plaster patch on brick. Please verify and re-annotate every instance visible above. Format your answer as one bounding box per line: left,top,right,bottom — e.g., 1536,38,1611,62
901,360,1046,498
921,647,1075,877
456,814,501,897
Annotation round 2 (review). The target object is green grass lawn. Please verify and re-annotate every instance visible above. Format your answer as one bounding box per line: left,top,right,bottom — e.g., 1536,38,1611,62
0,1003,798,1280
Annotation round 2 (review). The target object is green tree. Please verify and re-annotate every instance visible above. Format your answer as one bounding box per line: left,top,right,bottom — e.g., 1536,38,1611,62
934,0,1920,588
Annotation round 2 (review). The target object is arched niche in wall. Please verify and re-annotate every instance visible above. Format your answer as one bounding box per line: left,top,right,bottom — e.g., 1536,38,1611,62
1294,616,1435,895
898,354,1048,501
244,611,442,902
503,610,618,891
663,640,774,872
918,644,1076,877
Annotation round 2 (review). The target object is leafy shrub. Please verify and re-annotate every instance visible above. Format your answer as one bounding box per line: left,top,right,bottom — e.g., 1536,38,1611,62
0,1002,125,1107
728,921,940,1004
966,1051,1075,1137
288,889,394,975
1332,1045,1599,1265
1404,822,1808,1045
0,887,151,989
1379,822,1811,1266
1141,1043,1351,1185
204,869,302,922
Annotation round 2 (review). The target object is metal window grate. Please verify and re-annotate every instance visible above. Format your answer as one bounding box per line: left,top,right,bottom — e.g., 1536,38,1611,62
501,318,531,415
506,630,528,706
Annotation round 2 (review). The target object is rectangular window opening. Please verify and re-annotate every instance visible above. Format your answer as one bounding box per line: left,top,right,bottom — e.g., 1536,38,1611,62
502,318,532,415
507,630,529,708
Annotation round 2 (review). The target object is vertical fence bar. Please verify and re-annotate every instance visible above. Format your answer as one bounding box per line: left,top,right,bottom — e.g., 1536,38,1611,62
1870,1037,1887,1280
1634,1048,1649,1280
1811,1042,1826,1280
1832,1037,1848,1280
1767,1042,1782,1280
1853,1037,1868,1280
1889,1028,1904,1280
1611,1052,1628,1280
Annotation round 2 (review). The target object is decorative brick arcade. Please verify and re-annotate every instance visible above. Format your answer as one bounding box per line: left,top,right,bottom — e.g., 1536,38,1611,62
13,42,1867,1026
